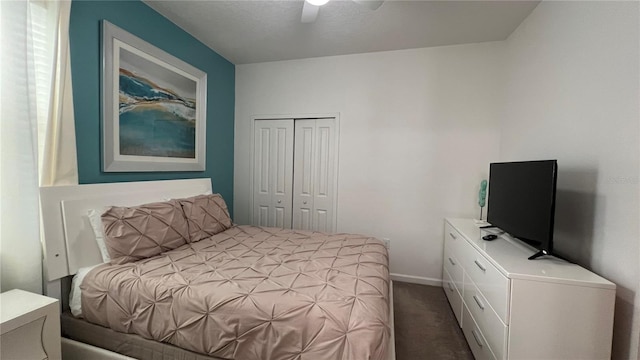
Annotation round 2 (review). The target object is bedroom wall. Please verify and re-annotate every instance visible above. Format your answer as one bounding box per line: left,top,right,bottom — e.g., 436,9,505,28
501,1,640,358
69,0,235,214
234,43,504,284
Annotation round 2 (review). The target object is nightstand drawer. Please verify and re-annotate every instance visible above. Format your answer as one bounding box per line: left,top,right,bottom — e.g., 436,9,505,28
464,275,508,360
462,303,497,360
460,243,510,324
1,316,48,360
443,267,463,325
1,290,60,360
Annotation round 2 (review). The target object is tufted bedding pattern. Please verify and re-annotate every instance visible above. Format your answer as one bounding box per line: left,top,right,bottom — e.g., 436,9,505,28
80,225,390,360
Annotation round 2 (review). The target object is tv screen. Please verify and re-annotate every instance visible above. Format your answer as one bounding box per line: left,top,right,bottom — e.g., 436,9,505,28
487,160,558,260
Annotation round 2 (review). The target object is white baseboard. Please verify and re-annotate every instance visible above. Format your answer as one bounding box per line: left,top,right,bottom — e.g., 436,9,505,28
390,273,442,287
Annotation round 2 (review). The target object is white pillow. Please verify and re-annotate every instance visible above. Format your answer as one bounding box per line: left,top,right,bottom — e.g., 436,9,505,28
69,264,101,318
87,208,110,263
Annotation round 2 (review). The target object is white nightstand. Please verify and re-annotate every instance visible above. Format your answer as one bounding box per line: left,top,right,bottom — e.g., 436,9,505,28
1,289,61,360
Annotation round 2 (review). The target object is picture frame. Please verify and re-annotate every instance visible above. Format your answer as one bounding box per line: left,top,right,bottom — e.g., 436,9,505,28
102,20,207,172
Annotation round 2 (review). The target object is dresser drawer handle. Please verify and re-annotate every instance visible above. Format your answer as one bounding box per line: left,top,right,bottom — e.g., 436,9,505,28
471,329,484,348
472,295,485,310
449,232,457,240
448,257,456,266
474,260,486,272
447,282,454,292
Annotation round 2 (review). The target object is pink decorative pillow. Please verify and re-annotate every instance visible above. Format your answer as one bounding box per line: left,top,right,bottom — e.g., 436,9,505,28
178,194,232,242
101,200,189,264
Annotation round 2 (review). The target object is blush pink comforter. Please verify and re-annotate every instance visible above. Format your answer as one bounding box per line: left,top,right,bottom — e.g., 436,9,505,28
80,226,390,360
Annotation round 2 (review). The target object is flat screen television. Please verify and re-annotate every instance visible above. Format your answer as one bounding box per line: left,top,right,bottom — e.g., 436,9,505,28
487,160,558,260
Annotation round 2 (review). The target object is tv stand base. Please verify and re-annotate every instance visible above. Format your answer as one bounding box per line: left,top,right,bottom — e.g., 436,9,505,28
528,249,549,260
528,249,571,262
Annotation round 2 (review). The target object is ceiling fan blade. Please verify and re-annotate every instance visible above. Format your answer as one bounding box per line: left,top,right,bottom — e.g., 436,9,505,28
301,2,320,23
352,0,384,10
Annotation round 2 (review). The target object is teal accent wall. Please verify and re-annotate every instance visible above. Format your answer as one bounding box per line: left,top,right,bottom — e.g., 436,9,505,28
69,0,234,215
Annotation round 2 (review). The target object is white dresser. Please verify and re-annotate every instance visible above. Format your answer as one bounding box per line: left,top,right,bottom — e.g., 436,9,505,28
1,289,61,360
442,218,616,360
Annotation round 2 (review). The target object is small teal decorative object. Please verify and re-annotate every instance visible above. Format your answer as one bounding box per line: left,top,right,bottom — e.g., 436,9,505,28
478,179,488,220
478,180,487,207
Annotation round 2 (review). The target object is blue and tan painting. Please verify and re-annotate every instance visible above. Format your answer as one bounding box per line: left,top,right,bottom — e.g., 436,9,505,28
118,49,197,159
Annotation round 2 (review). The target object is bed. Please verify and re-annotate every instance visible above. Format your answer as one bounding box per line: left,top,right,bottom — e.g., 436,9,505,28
40,179,395,360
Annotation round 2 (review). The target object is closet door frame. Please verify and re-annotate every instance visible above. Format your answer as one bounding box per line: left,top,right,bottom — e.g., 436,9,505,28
249,113,340,232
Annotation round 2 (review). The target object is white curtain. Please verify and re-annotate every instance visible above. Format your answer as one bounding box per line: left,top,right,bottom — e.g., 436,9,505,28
40,0,77,186
0,0,77,294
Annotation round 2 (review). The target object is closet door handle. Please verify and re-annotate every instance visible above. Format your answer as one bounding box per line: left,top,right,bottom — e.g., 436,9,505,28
471,329,484,348
303,201,307,204
448,257,456,266
472,295,485,310
277,200,282,203
474,260,486,272
449,232,457,240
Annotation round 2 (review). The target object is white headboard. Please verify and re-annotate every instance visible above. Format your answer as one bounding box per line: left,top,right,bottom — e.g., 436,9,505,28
40,178,212,281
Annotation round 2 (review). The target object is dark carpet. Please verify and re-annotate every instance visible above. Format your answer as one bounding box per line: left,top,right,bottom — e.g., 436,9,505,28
393,281,473,360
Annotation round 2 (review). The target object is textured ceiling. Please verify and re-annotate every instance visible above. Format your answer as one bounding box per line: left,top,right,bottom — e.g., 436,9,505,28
144,0,540,64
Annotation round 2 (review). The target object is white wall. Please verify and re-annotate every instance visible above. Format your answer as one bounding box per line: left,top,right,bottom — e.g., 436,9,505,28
501,1,639,358
235,1,640,357
235,43,504,284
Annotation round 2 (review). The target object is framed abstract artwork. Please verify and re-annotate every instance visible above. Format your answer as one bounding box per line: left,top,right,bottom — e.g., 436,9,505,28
102,21,207,172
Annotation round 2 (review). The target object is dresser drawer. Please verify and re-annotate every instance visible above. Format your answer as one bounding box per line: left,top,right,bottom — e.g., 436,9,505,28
443,245,463,291
464,275,508,360
444,222,465,256
462,304,497,360
443,267,463,325
460,243,510,324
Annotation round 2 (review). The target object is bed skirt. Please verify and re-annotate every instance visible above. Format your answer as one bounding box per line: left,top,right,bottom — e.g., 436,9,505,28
61,313,224,360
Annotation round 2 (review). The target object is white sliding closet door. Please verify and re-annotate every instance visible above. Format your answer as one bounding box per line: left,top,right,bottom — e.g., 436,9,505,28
292,119,336,232
253,120,294,228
